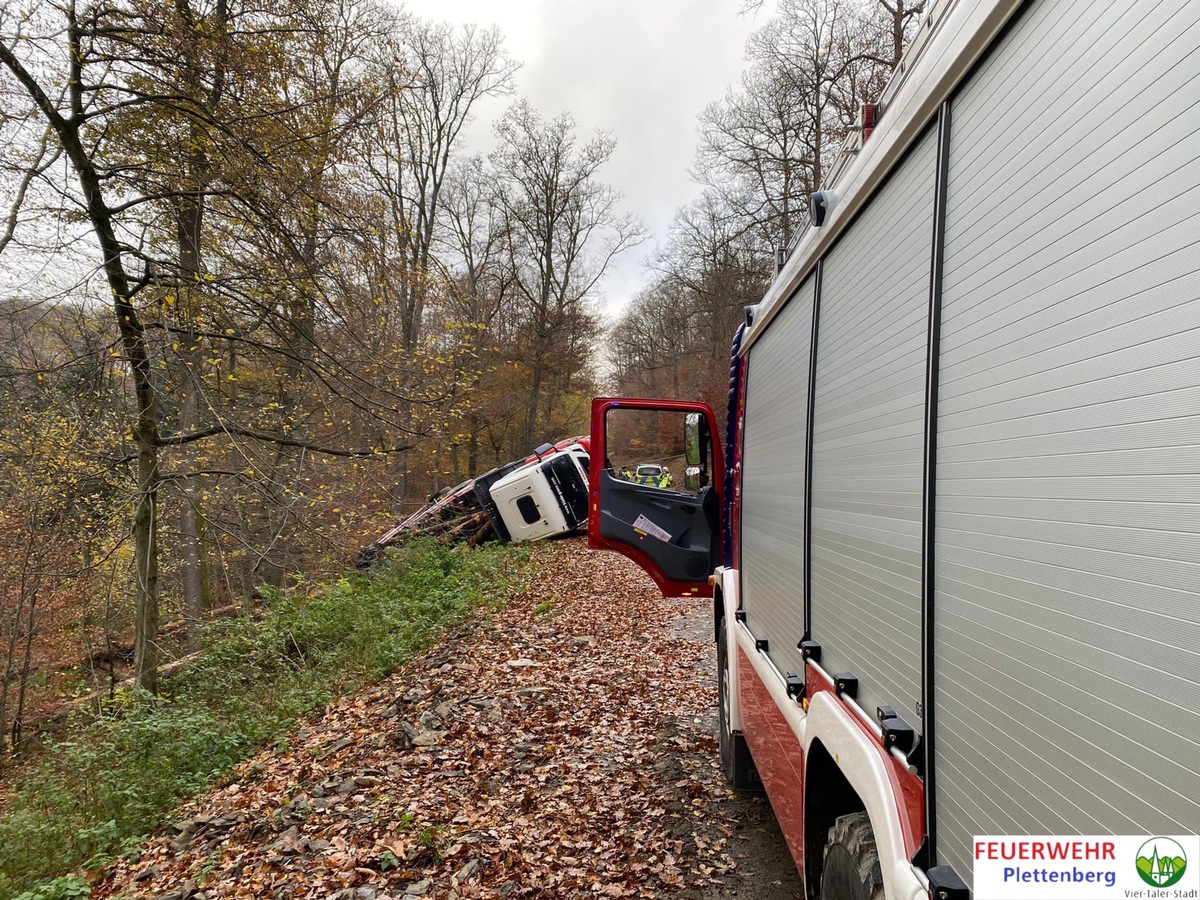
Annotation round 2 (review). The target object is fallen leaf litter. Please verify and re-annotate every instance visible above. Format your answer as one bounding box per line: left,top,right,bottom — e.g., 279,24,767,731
95,537,802,899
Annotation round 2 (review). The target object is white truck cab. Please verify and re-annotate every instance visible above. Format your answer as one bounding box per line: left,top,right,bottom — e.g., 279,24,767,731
490,444,590,543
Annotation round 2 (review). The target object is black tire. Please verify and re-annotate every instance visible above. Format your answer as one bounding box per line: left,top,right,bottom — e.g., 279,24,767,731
821,812,886,900
717,621,759,791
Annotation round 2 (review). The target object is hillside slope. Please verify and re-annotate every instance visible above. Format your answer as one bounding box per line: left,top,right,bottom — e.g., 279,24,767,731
96,538,801,899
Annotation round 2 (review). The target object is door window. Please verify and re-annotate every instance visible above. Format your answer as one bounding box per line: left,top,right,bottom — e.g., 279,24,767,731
605,408,712,493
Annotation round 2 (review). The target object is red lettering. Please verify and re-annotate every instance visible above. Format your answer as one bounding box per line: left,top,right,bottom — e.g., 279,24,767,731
974,838,1118,862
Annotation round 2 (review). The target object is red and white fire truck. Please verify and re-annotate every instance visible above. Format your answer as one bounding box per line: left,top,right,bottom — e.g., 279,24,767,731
587,0,1200,897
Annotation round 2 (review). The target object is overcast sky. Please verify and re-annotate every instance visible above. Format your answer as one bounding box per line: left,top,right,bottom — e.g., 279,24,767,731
397,0,760,320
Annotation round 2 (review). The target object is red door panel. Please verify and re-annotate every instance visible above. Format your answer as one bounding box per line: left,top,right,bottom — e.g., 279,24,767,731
588,398,723,598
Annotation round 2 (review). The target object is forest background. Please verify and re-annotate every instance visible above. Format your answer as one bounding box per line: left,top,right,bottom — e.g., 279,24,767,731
0,0,922,741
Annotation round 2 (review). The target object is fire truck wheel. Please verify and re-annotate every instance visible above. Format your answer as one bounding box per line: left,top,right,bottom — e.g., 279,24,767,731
820,812,885,900
717,623,757,790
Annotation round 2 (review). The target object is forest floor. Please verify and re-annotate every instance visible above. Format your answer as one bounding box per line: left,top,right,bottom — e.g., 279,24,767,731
93,537,804,900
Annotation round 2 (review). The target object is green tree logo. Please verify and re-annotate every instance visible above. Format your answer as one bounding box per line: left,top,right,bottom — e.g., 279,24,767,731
1136,838,1187,888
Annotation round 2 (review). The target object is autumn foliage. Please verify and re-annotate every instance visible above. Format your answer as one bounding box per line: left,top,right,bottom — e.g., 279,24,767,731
0,0,629,705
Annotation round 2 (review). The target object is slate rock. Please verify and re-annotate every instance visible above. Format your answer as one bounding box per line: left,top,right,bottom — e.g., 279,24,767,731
411,729,447,747
134,864,162,882
320,737,354,758
455,859,483,881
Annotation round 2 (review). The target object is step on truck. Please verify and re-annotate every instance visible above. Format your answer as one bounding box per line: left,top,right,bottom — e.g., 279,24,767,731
587,0,1200,897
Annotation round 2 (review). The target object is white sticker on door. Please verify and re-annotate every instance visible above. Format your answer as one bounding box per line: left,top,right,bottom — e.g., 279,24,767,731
632,514,672,543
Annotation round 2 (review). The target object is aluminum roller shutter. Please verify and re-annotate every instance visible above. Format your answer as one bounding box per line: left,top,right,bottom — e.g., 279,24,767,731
740,274,815,681
933,0,1200,881
808,126,937,731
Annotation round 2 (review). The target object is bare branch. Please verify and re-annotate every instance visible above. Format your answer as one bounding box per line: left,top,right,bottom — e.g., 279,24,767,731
156,424,414,458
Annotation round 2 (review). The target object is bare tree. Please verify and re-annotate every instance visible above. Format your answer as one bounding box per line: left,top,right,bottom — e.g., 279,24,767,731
693,0,918,254
0,0,419,690
434,154,519,473
739,0,925,67
490,100,644,448
872,0,927,68
695,65,815,249
612,0,918,413
352,18,516,502
609,188,770,416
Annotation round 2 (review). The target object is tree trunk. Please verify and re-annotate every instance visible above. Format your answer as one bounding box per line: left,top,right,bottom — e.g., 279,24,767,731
524,368,543,450
466,410,480,478
177,180,211,642
392,369,416,512
132,437,161,694
0,597,19,753
12,584,38,749
892,1,907,68
180,500,207,636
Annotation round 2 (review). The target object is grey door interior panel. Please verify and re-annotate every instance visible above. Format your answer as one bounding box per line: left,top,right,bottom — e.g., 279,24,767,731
598,472,715,583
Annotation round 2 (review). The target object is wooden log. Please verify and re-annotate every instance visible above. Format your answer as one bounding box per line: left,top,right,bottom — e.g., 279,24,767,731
440,511,490,542
407,510,489,540
467,519,495,548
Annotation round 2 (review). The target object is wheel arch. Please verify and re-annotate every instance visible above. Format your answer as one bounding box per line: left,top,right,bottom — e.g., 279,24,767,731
714,569,742,732
804,739,868,899
803,692,926,900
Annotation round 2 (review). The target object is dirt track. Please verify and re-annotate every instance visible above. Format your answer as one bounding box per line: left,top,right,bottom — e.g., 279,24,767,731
97,537,803,899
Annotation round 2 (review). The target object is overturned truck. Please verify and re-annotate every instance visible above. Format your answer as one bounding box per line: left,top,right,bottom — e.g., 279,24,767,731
359,437,591,565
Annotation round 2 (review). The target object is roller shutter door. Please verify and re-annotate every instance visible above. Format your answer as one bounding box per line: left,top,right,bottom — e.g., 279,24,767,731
933,0,1200,881
740,275,815,680
808,126,938,730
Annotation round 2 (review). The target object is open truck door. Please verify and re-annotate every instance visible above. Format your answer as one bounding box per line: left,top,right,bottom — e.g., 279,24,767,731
588,398,723,597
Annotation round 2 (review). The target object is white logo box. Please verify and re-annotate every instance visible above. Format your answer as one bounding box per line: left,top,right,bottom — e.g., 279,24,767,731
973,835,1199,900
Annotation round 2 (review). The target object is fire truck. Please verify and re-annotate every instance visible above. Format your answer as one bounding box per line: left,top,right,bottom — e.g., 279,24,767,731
586,0,1200,896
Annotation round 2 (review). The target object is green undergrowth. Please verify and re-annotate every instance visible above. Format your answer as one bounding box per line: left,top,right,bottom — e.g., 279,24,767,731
0,538,530,900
